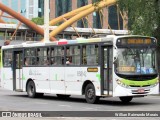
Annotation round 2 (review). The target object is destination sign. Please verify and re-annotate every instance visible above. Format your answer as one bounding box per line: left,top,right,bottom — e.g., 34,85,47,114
116,37,156,47
127,38,151,44
118,66,135,72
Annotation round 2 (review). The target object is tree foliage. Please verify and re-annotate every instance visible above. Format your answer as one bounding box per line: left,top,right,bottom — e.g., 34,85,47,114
118,0,160,43
31,17,44,25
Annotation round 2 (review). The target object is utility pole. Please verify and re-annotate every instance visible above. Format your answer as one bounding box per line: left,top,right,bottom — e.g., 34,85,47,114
44,0,49,42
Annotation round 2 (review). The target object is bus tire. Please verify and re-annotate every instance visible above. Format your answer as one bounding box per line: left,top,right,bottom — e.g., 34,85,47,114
119,96,133,103
27,81,37,98
85,83,99,104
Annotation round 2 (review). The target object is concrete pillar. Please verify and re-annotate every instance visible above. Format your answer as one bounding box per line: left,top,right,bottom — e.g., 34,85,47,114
72,0,77,27
103,7,108,29
88,0,93,28
50,0,55,20
44,0,49,42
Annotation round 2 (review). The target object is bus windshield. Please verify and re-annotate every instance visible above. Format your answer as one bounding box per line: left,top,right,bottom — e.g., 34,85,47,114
115,48,157,75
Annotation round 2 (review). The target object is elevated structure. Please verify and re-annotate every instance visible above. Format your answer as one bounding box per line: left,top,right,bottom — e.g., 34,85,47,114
0,0,120,43
0,23,128,35
48,0,117,39
0,2,56,41
0,23,128,46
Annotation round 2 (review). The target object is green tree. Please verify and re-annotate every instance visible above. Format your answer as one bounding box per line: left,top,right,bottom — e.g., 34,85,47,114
31,17,44,25
118,0,160,71
118,0,160,44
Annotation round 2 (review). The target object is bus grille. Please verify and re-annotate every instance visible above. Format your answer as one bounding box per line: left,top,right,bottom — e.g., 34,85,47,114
129,85,151,87
132,89,150,94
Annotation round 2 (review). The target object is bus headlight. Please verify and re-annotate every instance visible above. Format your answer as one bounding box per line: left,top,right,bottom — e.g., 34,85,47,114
116,79,129,88
116,79,121,85
152,79,159,87
153,83,158,87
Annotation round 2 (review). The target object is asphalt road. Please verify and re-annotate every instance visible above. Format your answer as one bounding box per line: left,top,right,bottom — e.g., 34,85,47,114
0,87,160,120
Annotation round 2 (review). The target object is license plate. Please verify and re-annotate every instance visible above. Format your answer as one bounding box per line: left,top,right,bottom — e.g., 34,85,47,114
137,89,145,93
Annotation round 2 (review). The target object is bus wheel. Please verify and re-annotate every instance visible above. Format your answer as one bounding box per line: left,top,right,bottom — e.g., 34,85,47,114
119,96,133,103
85,83,99,104
27,81,37,98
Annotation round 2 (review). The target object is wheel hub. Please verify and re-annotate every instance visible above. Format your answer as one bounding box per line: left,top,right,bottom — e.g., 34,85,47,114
29,85,34,94
87,89,94,99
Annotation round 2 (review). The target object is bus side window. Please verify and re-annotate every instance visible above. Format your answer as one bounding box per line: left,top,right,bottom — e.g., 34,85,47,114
66,46,80,65
82,45,98,65
24,48,36,66
51,57,55,65
3,50,12,67
0,49,1,67
51,47,64,65
50,48,55,65
82,46,87,65
73,46,80,65
24,57,30,66
66,47,72,65
37,47,50,66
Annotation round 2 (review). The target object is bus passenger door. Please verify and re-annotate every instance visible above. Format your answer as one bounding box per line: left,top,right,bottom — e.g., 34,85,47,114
101,46,113,95
13,51,23,91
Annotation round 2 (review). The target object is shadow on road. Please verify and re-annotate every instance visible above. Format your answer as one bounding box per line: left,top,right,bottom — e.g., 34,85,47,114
8,93,155,106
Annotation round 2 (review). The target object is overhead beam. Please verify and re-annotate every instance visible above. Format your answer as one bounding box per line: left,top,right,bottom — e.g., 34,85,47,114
49,4,93,26
49,0,117,39
0,2,56,41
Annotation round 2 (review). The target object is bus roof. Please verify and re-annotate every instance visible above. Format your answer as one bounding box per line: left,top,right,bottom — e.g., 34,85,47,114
1,35,155,49
2,36,114,49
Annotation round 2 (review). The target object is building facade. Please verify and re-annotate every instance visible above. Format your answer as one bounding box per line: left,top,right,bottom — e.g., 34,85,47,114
43,0,125,29
0,0,127,30
0,0,38,22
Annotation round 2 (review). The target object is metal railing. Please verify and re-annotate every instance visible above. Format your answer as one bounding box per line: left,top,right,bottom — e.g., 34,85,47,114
0,35,43,42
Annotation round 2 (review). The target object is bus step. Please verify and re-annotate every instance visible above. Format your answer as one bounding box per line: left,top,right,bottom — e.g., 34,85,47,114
15,89,23,92
101,94,112,97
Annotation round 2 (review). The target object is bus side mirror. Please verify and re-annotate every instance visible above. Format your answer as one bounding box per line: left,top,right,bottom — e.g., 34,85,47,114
113,57,117,64
11,64,13,71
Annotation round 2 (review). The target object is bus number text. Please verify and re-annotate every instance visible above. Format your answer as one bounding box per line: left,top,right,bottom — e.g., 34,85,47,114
77,71,86,77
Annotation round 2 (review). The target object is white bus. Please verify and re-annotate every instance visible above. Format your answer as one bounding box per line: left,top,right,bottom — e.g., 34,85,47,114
1,35,159,104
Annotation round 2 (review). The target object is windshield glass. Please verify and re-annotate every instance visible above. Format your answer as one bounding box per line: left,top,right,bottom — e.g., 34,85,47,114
115,48,157,75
